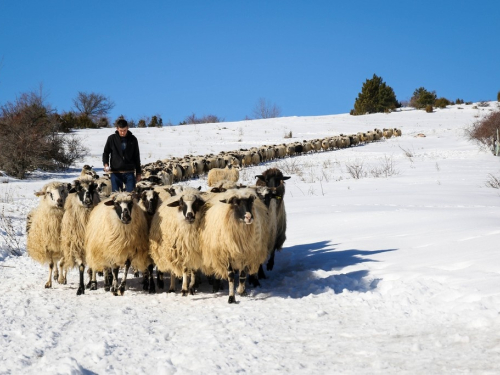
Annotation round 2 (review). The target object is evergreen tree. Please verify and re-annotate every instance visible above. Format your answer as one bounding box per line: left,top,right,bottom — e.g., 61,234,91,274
148,115,158,128
410,87,437,109
351,74,399,115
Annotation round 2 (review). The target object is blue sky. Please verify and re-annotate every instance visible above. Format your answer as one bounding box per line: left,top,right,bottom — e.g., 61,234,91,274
1,1,499,124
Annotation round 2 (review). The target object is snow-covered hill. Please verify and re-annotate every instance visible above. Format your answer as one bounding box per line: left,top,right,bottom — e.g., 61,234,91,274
1,103,500,374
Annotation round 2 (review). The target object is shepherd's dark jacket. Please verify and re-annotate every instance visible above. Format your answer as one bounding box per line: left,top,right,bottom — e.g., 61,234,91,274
102,130,142,175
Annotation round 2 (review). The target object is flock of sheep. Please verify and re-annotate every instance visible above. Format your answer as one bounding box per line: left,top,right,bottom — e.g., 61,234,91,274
26,127,401,303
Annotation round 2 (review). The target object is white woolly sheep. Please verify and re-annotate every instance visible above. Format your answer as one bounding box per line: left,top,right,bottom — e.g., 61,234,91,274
95,174,112,198
59,177,100,295
200,188,270,303
149,190,206,295
207,164,240,187
26,181,71,288
85,192,149,295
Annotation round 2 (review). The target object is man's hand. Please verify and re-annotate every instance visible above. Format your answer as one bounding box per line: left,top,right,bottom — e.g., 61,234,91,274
136,174,142,182
104,164,110,172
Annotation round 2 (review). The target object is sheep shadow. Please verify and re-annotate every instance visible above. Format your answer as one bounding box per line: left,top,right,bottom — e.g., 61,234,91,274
255,240,396,299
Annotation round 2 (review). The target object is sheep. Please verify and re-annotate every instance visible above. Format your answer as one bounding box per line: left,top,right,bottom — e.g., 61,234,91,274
26,181,71,288
85,192,149,295
80,165,99,180
59,177,100,295
207,164,240,187
255,168,290,272
149,190,207,295
393,128,402,137
95,174,112,198
383,128,394,138
200,188,270,303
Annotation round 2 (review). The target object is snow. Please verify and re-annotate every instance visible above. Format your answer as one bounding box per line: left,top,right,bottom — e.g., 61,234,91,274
1,103,500,374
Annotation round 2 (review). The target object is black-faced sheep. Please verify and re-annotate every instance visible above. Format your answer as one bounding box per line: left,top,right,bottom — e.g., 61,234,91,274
200,188,270,303
255,168,290,272
59,178,100,295
26,181,71,288
149,190,206,295
85,192,149,295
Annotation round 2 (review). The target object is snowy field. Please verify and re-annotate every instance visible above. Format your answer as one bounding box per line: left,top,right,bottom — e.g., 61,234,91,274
1,103,500,374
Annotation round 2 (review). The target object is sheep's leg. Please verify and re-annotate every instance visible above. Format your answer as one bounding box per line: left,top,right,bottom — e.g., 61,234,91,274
142,267,150,291
86,268,93,288
181,267,189,296
57,258,67,284
45,261,54,288
103,268,112,292
237,267,248,296
53,261,59,282
168,272,176,293
189,270,196,295
266,249,276,271
257,264,267,279
76,263,85,296
248,273,261,288
157,269,164,289
228,264,236,304
90,269,97,291
116,260,131,296
110,267,119,294
147,264,156,294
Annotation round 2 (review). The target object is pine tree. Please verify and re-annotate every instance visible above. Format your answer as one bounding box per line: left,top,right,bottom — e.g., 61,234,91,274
351,74,399,115
148,115,158,128
410,87,437,109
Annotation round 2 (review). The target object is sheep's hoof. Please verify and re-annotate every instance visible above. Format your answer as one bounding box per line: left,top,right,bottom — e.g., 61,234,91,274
189,288,195,295
258,266,267,279
90,281,97,291
266,261,274,271
45,282,52,289
118,286,126,296
149,282,156,294
104,285,110,292
134,271,140,278
228,296,236,304
239,291,248,297
142,280,149,291
86,281,91,289
157,279,164,289
248,275,261,288
181,290,188,296
76,286,85,296
53,271,59,281
57,276,66,285
168,288,175,293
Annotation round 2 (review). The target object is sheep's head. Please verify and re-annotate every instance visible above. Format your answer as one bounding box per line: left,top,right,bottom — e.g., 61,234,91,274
167,194,205,224
220,194,255,225
35,182,71,208
104,193,135,224
70,179,98,208
255,168,291,188
140,188,160,216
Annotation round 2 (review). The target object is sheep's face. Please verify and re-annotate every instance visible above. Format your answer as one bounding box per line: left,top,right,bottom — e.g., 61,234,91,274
105,195,134,224
96,181,109,195
36,183,71,208
222,195,255,225
71,180,98,208
167,195,205,224
141,189,159,216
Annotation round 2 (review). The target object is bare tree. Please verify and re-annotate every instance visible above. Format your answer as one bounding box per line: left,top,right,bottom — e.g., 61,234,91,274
72,91,115,120
251,98,282,119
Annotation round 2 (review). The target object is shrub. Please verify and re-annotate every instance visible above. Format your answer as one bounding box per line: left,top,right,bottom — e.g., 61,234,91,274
456,98,465,104
497,91,500,102
434,97,450,108
148,115,159,128
251,98,282,119
410,87,437,109
351,74,400,115
425,105,433,113
181,113,224,125
138,119,147,128
0,91,88,179
467,110,500,146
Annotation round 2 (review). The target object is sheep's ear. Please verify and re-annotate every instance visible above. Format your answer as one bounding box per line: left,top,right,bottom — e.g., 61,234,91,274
34,191,45,197
197,186,202,191
167,199,180,207
67,183,72,191
168,187,176,196
282,176,291,181
219,199,229,204
94,174,100,179
255,175,265,182
69,186,77,193
104,200,115,206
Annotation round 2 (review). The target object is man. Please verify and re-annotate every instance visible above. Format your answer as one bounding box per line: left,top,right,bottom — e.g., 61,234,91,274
103,118,142,192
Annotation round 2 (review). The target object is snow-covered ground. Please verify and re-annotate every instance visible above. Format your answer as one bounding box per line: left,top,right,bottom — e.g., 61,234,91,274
1,103,500,374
